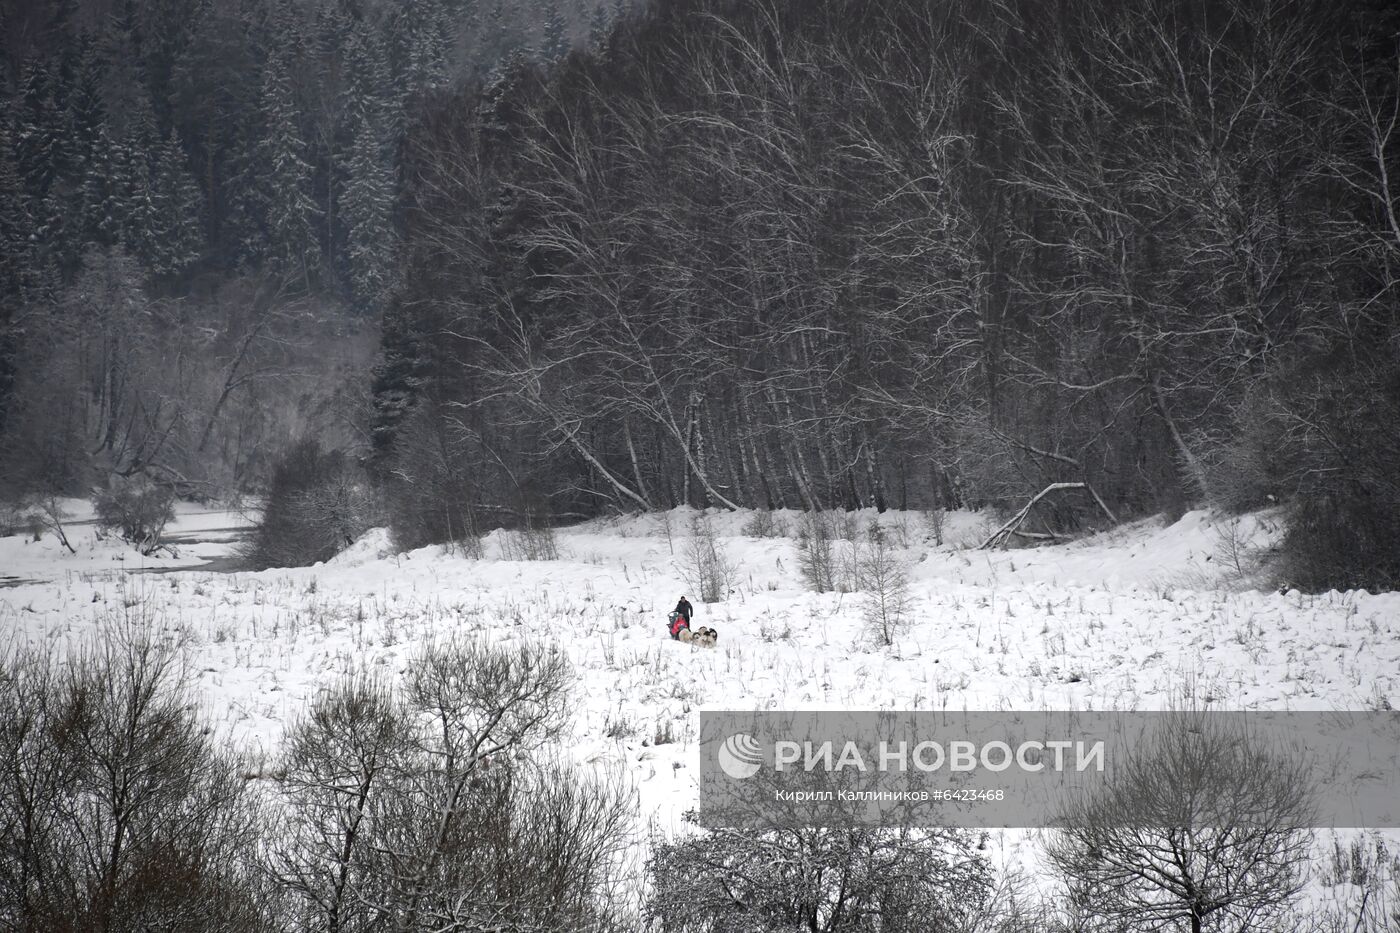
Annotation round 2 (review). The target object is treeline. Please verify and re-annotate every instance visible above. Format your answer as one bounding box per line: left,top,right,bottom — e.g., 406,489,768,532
376,0,1400,589
0,0,617,494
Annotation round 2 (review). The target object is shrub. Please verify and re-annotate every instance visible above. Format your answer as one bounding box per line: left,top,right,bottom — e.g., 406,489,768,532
796,510,840,593
499,526,559,560
270,641,632,932
680,512,735,603
647,815,992,932
1214,353,1400,592
270,675,410,933
1281,495,1400,594
1309,833,1400,933
924,507,947,546
92,474,176,554
1212,516,1267,587
741,508,786,538
14,493,77,553
499,505,559,561
0,635,269,931
0,498,25,537
244,440,376,569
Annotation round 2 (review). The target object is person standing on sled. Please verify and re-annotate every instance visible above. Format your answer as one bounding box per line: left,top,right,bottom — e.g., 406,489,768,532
669,595,694,640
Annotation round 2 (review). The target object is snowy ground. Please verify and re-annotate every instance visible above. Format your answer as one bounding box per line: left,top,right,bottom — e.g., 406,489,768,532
3,501,1398,905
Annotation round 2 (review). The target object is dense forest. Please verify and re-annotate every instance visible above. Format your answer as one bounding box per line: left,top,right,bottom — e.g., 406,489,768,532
376,0,1400,588
0,0,610,491
3,0,1399,589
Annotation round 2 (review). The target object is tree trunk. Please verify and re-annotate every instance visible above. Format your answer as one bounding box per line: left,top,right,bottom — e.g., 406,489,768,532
1150,375,1209,502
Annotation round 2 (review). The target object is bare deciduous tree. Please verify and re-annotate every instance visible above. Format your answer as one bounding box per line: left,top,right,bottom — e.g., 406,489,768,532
382,638,573,932
272,676,410,933
679,512,735,604
0,630,268,932
1046,711,1316,933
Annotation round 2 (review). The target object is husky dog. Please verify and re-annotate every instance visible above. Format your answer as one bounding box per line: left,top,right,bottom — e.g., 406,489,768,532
668,607,716,646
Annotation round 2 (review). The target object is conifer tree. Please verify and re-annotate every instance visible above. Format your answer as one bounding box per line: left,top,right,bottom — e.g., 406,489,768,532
132,129,204,278
83,124,144,249
0,122,27,438
63,37,107,155
168,0,266,269
338,26,398,315
53,37,112,269
482,0,521,65
0,119,35,300
308,0,353,264
255,46,321,282
587,2,612,52
12,59,67,255
369,298,429,470
394,0,451,90
13,60,63,194
541,0,569,63
99,1,150,140
341,116,397,314
135,0,201,132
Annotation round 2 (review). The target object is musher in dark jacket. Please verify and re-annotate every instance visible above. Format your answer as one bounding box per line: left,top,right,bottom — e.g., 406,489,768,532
668,595,694,639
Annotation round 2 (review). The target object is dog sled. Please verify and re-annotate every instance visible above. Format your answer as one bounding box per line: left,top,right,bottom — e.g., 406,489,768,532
668,611,717,647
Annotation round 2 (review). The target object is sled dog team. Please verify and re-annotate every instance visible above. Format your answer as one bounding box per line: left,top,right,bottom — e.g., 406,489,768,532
667,595,718,647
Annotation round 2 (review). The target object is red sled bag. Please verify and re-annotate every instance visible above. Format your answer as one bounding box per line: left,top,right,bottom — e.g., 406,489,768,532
668,611,690,639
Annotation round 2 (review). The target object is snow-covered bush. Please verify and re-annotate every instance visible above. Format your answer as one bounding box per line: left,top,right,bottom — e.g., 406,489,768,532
244,440,376,569
91,474,175,554
647,815,993,932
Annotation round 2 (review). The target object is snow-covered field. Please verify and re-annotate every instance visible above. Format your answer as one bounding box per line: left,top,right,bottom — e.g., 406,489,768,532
3,502,1398,897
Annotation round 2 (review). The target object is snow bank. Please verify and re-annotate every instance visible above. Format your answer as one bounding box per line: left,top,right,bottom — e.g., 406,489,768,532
327,527,396,566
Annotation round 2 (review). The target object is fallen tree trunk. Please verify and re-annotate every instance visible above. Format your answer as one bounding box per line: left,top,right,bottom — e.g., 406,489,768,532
979,482,1118,550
